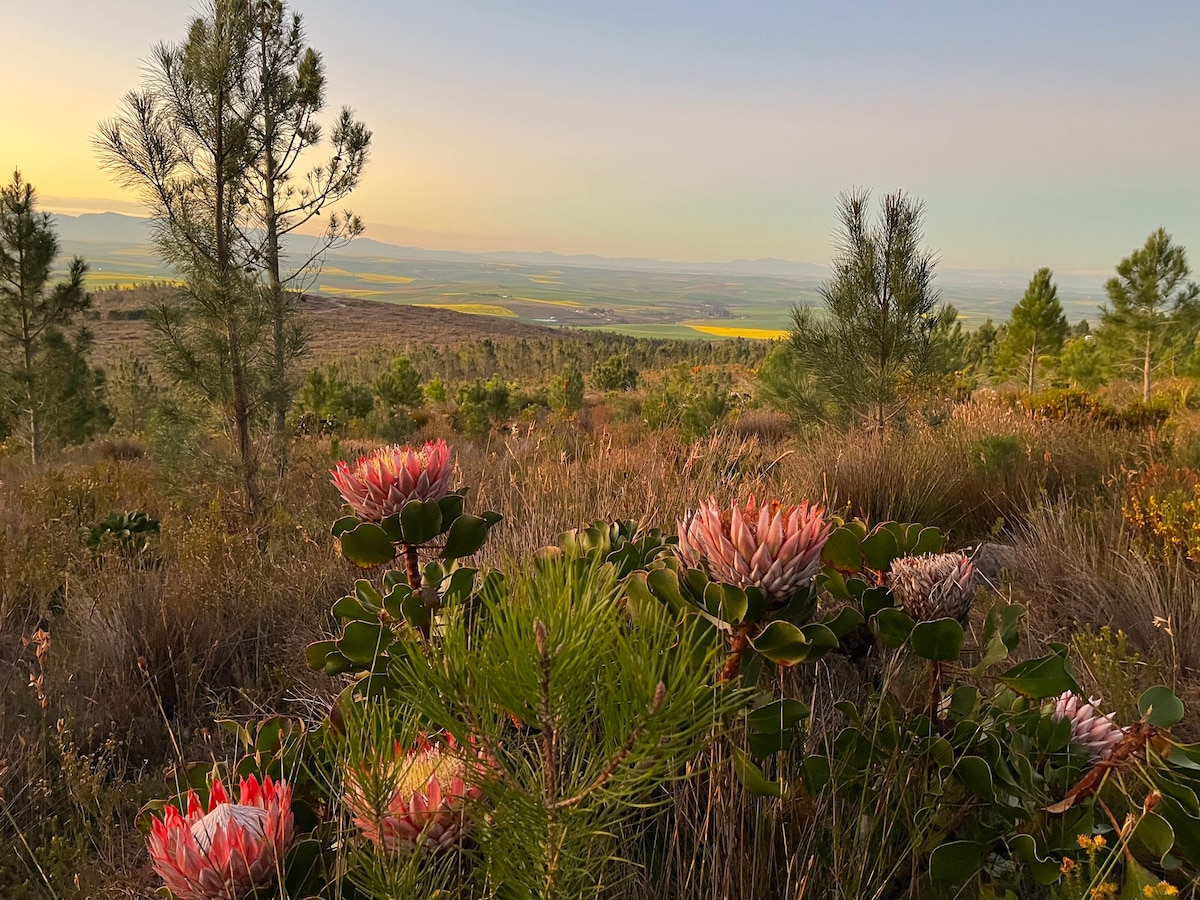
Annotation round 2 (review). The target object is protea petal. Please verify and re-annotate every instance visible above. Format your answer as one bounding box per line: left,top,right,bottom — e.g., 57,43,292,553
147,776,293,900
344,735,490,854
676,497,832,606
1050,691,1127,763
331,440,454,521
887,553,976,622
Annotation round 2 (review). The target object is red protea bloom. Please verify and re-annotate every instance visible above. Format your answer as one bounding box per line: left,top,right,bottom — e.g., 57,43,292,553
677,497,832,606
331,440,454,521
887,552,977,622
1051,692,1127,763
148,775,293,900
344,735,488,853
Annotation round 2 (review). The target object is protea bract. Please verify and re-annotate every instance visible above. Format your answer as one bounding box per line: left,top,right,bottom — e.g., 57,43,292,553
344,735,487,853
677,497,832,606
148,775,293,900
1050,692,1126,762
331,440,453,521
887,552,976,622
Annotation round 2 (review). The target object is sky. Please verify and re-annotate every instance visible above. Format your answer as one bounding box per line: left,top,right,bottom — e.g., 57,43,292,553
2,1,1198,271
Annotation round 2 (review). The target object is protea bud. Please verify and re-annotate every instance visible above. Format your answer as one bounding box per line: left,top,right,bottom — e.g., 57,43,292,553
887,553,976,622
148,775,293,900
344,735,488,853
1050,692,1126,762
331,440,453,521
677,496,832,606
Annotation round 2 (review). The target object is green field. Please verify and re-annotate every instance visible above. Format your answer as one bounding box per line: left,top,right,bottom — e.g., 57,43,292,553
66,238,1109,338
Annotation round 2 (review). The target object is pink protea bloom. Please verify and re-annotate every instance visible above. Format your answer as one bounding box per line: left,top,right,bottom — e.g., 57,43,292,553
677,496,832,606
148,775,293,900
1051,692,1127,763
344,735,488,853
331,440,454,521
887,552,977,622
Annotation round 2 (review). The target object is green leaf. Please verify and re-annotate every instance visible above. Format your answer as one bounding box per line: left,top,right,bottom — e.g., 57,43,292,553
822,527,863,572
861,585,894,617
875,607,915,647
953,756,995,801
400,499,443,545
331,515,360,538
730,745,784,798
862,527,901,571
437,492,465,527
379,513,403,543
1129,811,1174,864
704,581,749,624
644,568,687,613
747,698,810,733
820,607,864,640
928,840,986,885
1009,835,1062,885
1118,858,1166,899
441,514,490,560
336,522,397,568
305,640,338,671
401,589,434,628
970,632,1011,677
802,755,831,793
908,526,945,556
337,621,393,665
355,580,383,608
750,621,833,666
819,570,853,602
332,594,377,623
1139,686,1185,728
382,583,413,620
998,654,1079,699
909,618,965,662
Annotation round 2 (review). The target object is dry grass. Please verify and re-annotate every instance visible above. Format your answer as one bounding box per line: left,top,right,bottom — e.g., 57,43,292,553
0,400,1192,898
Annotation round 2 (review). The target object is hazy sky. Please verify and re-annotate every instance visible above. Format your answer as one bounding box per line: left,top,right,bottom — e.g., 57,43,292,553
2,1,1198,270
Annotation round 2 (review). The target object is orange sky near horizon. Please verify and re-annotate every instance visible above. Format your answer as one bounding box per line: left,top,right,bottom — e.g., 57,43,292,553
3,1,1198,270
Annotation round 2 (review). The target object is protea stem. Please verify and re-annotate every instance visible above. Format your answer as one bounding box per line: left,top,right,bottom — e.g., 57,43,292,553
402,543,422,590
928,661,943,725
720,623,754,682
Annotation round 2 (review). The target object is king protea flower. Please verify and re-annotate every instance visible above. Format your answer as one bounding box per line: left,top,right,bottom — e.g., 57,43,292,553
344,735,487,853
887,552,976,622
677,497,832,606
1051,692,1127,762
331,440,453,521
148,775,293,900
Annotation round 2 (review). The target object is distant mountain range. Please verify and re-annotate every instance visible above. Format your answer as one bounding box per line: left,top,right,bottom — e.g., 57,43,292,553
48,210,1110,305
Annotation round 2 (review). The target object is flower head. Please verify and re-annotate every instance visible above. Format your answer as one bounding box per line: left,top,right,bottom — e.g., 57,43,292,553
677,497,831,607
1052,693,1127,763
887,553,976,622
331,440,453,522
148,775,293,900
344,735,488,853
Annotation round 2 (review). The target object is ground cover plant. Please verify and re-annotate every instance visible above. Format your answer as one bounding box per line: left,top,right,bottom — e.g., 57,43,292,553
5,387,1200,898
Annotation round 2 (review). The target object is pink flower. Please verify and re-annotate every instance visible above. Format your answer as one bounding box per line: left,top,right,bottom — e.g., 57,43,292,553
1051,692,1127,763
148,775,293,900
887,553,976,622
344,735,487,853
677,497,832,606
331,440,453,521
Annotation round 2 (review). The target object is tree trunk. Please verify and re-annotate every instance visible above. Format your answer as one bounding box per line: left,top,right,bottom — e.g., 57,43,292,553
22,312,41,464
1027,343,1037,395
1143,332,1152,403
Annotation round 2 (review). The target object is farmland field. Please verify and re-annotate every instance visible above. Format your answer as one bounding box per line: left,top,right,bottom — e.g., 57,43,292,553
59,225,1112,339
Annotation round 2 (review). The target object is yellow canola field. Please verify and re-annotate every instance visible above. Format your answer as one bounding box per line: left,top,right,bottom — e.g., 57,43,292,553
515,297,585,308
413,303,518,318
355,273,416,284
689,325,788,339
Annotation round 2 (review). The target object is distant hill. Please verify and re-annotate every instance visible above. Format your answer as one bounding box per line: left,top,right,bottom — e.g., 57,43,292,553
49,211,1110,327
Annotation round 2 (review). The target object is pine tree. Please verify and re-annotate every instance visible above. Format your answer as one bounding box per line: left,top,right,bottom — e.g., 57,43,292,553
98,0,269,513
784,189,954,430
247,0,371,452
998,268,1069,394
0,171,95,462
1099,228,1199,402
